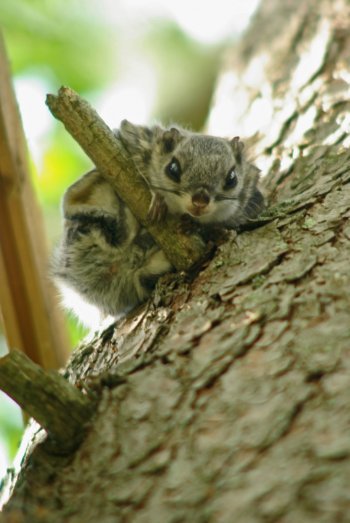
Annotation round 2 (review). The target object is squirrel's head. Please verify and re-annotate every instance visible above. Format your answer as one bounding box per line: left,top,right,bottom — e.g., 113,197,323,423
119,120,264,227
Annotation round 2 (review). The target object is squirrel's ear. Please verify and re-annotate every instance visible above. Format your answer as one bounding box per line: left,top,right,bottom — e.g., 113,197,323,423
160,126,185,154
118,120,154,152
230,136,245,164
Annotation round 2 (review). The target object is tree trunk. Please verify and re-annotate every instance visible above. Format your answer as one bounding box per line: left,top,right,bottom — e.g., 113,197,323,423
2,0,350,521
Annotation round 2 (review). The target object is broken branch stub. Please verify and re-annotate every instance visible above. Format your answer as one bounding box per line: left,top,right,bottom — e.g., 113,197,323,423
46,86,207,271
0,351,94,452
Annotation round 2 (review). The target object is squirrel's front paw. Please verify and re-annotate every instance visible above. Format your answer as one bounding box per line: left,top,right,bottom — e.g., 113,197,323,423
178,214,203,235
148,193,168,223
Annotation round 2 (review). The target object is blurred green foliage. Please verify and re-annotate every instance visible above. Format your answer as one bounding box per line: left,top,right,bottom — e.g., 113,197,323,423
145,21,223,130
1,0,117,91
0,394,23,463
36,128,92,206
0,342,23,477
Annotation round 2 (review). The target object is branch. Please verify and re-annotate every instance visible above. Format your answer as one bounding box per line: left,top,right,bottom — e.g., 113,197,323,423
0,35,69,368
46,86,207,271
0,351,94,452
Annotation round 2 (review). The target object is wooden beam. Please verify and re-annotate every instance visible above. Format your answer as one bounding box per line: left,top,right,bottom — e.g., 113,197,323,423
0,33,70,369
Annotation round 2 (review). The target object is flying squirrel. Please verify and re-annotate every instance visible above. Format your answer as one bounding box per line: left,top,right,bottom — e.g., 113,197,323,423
52,121,264,328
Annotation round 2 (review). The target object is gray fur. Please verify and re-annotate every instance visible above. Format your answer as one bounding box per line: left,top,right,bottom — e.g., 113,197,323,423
53,123,264,328
52,169,171,328
119,120,264,228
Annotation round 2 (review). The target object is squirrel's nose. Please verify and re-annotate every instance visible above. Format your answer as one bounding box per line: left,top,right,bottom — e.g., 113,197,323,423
192,189,210,209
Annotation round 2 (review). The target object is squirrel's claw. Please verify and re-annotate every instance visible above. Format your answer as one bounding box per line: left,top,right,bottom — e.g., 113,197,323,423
148,193,168,223
178,214,202,235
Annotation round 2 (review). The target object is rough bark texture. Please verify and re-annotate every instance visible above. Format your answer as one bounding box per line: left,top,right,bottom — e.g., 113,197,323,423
2,0,350,521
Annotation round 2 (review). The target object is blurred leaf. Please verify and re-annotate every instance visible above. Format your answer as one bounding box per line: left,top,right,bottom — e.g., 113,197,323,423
1,0,118,92
144,21,223,130
0,393,23,461
35,125,92,206
66,314,88,348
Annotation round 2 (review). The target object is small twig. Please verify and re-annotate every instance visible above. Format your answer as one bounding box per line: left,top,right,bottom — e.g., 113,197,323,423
46,86,207,271
0,351,95,452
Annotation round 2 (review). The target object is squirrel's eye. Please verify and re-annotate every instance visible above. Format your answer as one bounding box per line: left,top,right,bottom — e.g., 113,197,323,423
224,168,237,190
165,158,182,183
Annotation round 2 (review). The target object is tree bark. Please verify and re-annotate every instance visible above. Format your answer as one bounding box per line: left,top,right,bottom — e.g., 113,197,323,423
2,0,350,521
